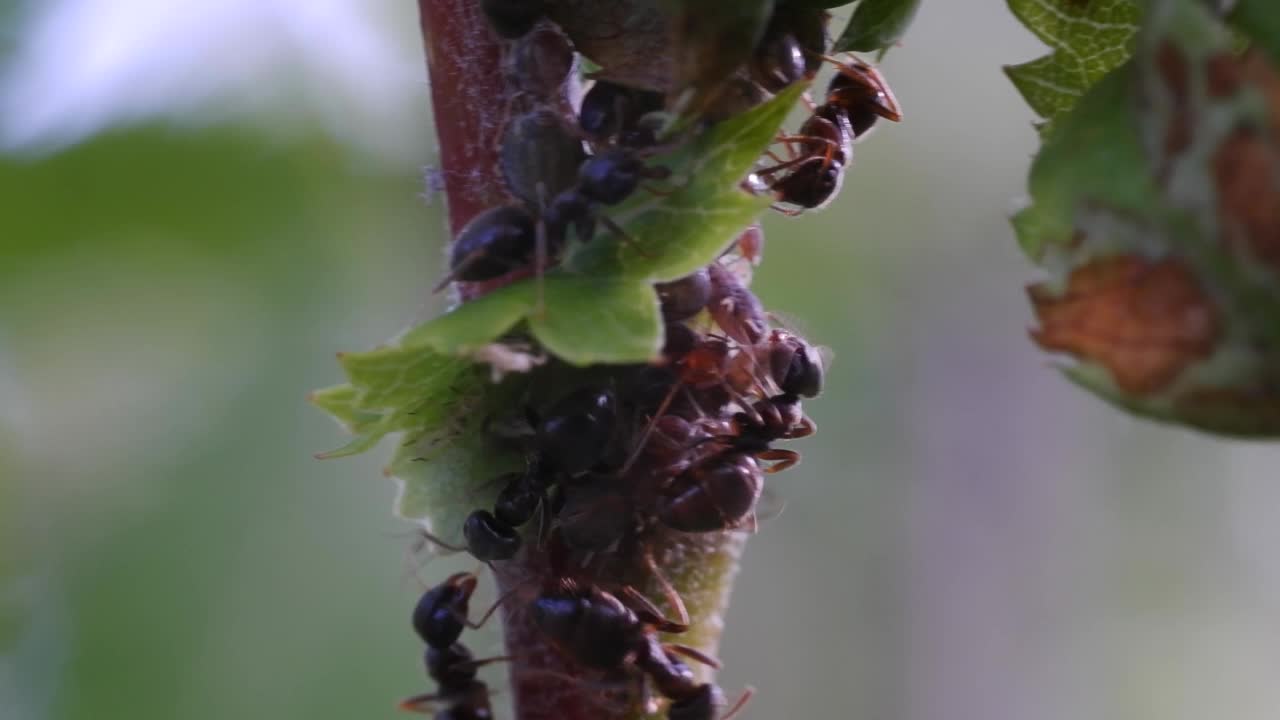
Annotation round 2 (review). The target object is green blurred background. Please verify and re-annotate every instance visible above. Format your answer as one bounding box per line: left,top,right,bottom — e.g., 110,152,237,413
3,2,1279,719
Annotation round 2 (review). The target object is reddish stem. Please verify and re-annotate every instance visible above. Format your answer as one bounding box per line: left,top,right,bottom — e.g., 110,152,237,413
417,4,610,720
418,0,510,237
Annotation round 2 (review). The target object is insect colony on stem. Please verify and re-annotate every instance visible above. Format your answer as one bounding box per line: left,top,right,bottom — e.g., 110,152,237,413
404,1,898,718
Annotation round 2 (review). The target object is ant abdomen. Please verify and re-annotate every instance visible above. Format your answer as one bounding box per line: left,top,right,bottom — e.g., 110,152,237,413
449,205,537,283
536,387,619,476
426,642,478,693
667,683,728,720
658,452,763,533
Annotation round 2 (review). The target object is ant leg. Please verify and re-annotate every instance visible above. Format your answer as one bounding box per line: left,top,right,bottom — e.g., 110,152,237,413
619,381,680,476
643,548,691,628
533,182,550,318
755,448,800,473
663,643,722,670
622,586,689,634
784,415,817,439
467,585,522,630
722,685,757,720
414,528,468,554
769,203,806,217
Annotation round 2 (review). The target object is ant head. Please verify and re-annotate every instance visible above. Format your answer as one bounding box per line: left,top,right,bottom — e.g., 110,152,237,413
767,330,824,398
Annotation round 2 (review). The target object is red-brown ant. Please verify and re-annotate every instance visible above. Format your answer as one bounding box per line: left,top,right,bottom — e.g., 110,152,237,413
657,451,764,533
531,576,748,720
755,56,900,214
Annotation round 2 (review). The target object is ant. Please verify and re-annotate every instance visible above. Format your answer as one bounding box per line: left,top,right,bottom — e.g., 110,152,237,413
440,146,669,292
755,57,901,214
462,387,619,562
656,450,764,534
531,576,750,720
402,573,508,718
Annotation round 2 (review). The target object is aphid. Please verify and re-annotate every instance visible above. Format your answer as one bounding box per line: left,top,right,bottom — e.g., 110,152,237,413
656,269,712,322
748,5,828,92
500,108,587,209
706,263,768,345
579,80,666,147
504,23,575,101
481,0,546,39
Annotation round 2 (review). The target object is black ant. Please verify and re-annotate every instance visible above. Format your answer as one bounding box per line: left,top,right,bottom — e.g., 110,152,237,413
480,0,546,40
531,576,750,720
440,147,669,291
461,387,619,561
402,573,508,718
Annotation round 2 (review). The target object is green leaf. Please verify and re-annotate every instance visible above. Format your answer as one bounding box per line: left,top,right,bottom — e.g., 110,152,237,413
1015,0,1280,438
388,388,523,544
1004,0,1141,124
526,275,662,364
386,84,804,369
832,0,922,54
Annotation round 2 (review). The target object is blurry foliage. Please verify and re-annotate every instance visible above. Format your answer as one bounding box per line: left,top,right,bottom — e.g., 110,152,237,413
1010,0,1280,436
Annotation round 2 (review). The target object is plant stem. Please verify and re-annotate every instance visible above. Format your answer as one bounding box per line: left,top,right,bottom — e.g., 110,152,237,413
416,4,751,718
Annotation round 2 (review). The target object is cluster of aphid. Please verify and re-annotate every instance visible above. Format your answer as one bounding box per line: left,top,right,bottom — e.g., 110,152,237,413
440,0,900,292
404,2,899,718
